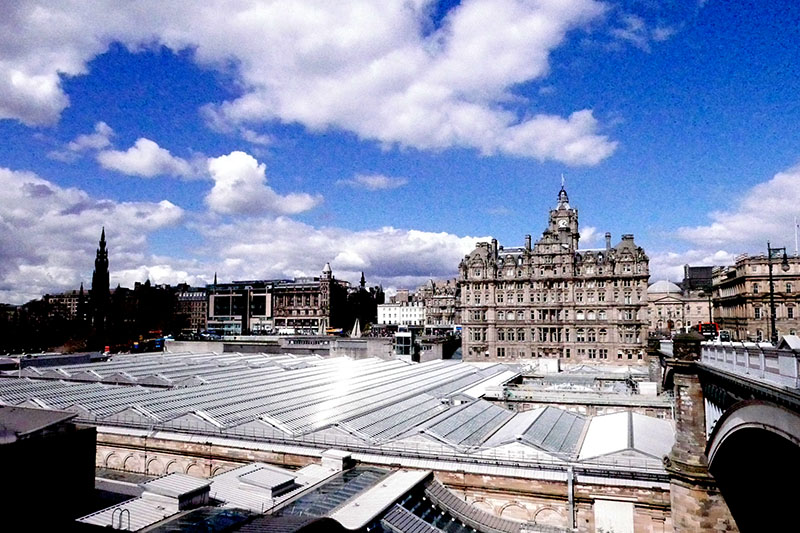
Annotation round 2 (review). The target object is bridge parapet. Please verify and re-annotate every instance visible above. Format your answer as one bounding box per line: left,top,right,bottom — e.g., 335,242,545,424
701,342,800,390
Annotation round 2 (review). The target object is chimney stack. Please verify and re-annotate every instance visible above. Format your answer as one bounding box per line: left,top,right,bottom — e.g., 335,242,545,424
525,234,531,251
605,232,612,251
492,238,498,258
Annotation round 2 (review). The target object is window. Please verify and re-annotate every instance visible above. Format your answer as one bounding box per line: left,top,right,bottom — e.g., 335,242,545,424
754,307,761,319
598,310,607,320
497,293,504,303
507,329,515,341
517,293,524,303
788,307,794,319
475,294,481,304
787,283,793,293
497,347,505,357
576,310,585,320
587,329,597,342
598,292,606,302
753,283,759,294
576,328,585,342
498,329,505,341
497,311,505,320
599,328,608,342
518,329,525,341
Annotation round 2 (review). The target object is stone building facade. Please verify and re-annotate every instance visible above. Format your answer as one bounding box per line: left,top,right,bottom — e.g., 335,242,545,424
458,186,649,363
174,285,208,334
272,263,349,333
647,280,710,336
208,264,350,335
416,279,461,334
712,252,800,341
377,301,425,326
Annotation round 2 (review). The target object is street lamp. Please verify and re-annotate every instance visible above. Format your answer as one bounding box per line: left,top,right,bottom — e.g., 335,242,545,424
767,241,790,345
699,290,713,324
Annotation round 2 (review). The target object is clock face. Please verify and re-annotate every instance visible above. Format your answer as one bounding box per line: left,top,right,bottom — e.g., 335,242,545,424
558,219,567,228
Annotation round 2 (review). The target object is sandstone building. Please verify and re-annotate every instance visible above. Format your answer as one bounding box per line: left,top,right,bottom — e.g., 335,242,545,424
712,252,800,341
458,185,649,363
646,280,710,336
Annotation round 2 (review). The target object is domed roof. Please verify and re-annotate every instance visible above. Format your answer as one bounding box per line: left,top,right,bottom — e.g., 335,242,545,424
648,280,682,294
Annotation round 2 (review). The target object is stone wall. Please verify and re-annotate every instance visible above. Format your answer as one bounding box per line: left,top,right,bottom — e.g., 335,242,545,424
96,429,673,532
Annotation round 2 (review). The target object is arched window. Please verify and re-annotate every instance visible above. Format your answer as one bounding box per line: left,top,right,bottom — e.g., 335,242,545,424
576,328,585,342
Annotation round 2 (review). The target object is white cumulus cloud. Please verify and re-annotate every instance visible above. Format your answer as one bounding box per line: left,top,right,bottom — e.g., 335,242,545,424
676,165,800,250
337,173,408,191
0,166,184,303
48,121,115,161
205,151,322,215
1,0,616,165
97,138,193,178
194,216,489,290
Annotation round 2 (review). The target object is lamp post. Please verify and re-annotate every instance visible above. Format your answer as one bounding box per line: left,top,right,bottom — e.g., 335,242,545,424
767,241,790,345
704,290,713,324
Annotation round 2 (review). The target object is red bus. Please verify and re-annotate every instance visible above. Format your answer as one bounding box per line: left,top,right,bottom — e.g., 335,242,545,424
694,322,719,340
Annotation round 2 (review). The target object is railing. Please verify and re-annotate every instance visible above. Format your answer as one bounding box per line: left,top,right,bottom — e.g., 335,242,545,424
700,342,800,390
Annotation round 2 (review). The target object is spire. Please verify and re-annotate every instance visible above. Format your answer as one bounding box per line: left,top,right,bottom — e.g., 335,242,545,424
557,176,570,209
213,272,217,285
91,227,110,348
360,272,366,289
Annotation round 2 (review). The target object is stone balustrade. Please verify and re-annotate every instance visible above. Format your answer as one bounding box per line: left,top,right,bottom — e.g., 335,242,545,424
700,342,800,390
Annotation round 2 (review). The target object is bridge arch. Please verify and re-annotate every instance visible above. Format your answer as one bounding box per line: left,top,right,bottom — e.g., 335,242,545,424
707,400,800,532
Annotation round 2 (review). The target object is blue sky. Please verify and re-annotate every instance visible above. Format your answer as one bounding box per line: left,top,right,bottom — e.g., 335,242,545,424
1,0,800,303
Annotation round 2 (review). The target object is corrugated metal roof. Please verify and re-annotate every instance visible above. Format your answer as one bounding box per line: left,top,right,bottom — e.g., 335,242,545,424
142,473,211,498
0,405,75,440
382,504,444,533
238,467,296,490
77,496,178,530
329,469,431,529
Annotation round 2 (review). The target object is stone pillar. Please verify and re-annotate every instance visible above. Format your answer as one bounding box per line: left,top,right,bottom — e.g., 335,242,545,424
646,337,663,392
662,332,738,532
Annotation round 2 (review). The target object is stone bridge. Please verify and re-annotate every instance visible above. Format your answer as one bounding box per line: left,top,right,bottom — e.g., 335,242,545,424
658,334,800,533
